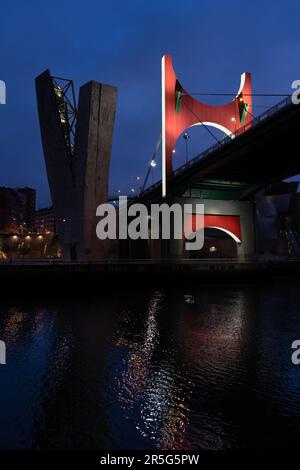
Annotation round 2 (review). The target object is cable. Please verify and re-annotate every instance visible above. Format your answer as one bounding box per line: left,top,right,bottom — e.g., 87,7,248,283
185,93,291,97
245,108,260,124
251,104,276,108
141,134,161,193
181,99,222,144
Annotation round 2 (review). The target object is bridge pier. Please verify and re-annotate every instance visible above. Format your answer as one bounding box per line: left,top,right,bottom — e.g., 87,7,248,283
119,197,256,260
237,202,257,260
152,197,257,260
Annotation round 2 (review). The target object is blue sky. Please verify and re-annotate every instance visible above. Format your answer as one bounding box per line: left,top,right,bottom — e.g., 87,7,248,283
0,0,299,207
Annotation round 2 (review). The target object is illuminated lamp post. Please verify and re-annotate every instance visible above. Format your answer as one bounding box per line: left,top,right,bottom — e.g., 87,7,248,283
183,132,190,164
150,159,157,184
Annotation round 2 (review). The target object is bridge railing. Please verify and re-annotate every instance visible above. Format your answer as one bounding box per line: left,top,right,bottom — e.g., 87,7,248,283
140,95,292,196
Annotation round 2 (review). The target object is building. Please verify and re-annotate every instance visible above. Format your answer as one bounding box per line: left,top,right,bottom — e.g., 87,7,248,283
256,182,300,256
0,187,36,233
34,207,56,234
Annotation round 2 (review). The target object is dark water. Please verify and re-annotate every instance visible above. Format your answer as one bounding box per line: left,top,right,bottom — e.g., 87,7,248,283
0,282,300,450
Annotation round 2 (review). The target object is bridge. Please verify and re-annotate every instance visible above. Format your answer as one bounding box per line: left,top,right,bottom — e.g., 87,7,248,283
137,95,299,203
112,94,300,261
35,60,300,262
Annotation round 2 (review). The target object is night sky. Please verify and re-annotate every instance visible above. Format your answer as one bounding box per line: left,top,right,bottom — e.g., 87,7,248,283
0,0,299,207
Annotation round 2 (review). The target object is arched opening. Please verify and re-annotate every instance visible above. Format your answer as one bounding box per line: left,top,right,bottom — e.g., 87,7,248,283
188,227,238,259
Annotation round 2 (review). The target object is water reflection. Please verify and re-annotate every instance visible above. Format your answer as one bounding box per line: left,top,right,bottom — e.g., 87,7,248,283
116,291,162,407
0,283,300,449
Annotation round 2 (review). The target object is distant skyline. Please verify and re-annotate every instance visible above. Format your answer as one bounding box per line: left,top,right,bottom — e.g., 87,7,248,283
0,0,299,207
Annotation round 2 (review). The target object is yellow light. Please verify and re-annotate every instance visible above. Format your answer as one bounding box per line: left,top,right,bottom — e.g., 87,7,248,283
239,97,244,102
54,86,63,98
25,235,31,240
12,235,18,240
38,235,43,240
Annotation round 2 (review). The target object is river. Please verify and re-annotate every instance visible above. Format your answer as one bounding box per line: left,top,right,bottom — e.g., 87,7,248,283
0,281,299,450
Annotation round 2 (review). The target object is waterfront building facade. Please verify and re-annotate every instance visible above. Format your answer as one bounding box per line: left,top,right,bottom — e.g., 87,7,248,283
0,186,36,233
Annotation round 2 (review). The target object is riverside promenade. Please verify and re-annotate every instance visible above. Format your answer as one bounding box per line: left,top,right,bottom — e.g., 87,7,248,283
0,258,300,286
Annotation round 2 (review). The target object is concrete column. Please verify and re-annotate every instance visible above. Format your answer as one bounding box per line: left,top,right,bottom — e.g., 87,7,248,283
75,81,117,261
169,238,184,259
238,201,256,260
36,71,117,262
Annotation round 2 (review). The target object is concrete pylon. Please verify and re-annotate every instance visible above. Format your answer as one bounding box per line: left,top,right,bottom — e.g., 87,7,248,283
35,70,117,261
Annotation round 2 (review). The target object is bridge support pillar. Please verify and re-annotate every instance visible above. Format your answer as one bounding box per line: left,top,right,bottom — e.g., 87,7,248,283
237,202,256,260
178,197,256,260
35,70,117,262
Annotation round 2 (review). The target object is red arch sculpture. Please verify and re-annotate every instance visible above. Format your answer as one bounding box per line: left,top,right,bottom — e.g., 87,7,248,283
184,214,242,243
161,55,252,196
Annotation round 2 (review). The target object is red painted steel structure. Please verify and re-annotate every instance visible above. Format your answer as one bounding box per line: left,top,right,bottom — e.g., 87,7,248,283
161,54,252,196
185,214,242,243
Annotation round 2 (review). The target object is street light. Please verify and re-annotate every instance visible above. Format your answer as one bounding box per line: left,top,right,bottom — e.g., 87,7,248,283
132,176,141,193
183,132,190,164
150,160,157,185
